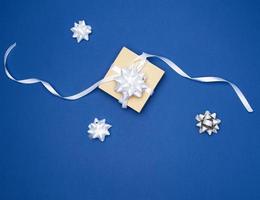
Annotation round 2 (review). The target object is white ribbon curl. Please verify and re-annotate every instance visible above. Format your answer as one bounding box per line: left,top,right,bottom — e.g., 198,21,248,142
140,53,253,113
4,43,117,100
4,43,253,112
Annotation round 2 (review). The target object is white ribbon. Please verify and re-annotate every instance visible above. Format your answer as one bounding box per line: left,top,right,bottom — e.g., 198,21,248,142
140,52,253,112
4,43,253,112
4,43,117,100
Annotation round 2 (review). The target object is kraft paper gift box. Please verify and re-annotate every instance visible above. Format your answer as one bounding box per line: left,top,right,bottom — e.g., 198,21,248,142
99,47,164,113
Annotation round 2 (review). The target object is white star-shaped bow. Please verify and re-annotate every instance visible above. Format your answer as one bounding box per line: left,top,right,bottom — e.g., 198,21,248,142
71,20,92,43
114,65,148,108
88,118,112,142
196,111,221,135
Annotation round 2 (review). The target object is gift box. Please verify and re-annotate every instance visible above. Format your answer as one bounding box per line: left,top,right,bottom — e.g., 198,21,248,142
99,47,165,112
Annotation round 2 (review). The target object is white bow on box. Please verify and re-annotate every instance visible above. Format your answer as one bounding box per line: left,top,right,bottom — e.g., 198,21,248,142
4,43,253,113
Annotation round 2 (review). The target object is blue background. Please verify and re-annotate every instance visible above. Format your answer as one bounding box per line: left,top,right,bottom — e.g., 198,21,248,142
0,0,260,199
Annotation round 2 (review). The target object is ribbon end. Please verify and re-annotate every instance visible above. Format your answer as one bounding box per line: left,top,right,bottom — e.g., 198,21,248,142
247,107,254,113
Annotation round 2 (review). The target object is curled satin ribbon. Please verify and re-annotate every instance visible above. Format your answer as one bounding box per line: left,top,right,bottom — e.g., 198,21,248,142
4,43,118,100
4,43,253,112
140,53,253,113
